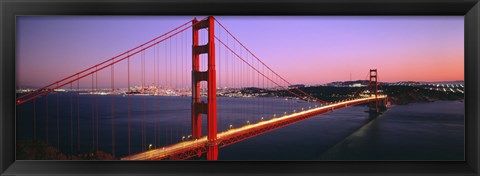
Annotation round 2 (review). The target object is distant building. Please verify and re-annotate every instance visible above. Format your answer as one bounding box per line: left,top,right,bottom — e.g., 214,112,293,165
351,83,363,87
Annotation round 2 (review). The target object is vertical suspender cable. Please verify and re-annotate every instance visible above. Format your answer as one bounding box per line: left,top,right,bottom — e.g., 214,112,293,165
46,93,49,145
175,34,178,143
77,75,80,152
217,29,221,130
127,54,131,155
70,83,73,154
34,98,37,141
141,49,145,151
158,41,161,146
154,45,157,149
180,31,185,138
95,67,99,152
57,83,60,149
170,38,173,145
92,74,95,151
111,59,115,157
165,41,168,146
170,33,173,145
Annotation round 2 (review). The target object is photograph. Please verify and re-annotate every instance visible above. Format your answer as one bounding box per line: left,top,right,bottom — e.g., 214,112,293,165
15,16,464,161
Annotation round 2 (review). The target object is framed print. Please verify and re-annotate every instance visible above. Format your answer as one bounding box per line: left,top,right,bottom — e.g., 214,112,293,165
1,0,479,175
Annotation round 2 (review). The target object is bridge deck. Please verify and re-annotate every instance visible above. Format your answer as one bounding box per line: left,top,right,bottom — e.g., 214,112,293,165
120,95,387,160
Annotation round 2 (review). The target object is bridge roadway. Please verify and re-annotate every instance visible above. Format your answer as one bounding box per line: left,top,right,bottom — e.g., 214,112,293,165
120,95,387,160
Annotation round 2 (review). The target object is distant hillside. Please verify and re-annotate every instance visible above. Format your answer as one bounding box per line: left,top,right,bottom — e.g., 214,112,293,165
17,141,116,160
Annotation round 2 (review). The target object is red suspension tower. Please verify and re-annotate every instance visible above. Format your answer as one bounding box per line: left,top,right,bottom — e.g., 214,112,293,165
368,69,379,113
191,16,218,160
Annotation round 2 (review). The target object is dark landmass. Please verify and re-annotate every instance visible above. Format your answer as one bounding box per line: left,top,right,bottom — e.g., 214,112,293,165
380,85,464,105
17,141,115,160
240,85,464,105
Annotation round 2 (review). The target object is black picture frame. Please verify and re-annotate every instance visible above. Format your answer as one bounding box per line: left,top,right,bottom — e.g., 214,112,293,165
1,0,479,175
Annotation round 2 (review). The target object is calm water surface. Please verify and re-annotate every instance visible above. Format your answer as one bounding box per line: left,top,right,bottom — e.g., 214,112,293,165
16,94,464,160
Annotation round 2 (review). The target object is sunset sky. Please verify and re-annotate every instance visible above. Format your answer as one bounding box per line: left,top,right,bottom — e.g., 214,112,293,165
16,16,464,88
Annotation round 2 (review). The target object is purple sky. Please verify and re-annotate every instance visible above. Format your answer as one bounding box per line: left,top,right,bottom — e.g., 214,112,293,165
16,16,464,88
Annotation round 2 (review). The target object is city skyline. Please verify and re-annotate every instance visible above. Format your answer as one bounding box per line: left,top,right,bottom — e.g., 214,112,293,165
16,16,464,88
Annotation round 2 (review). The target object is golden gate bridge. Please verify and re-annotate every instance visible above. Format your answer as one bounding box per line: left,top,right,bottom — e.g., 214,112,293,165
16,16,387,160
